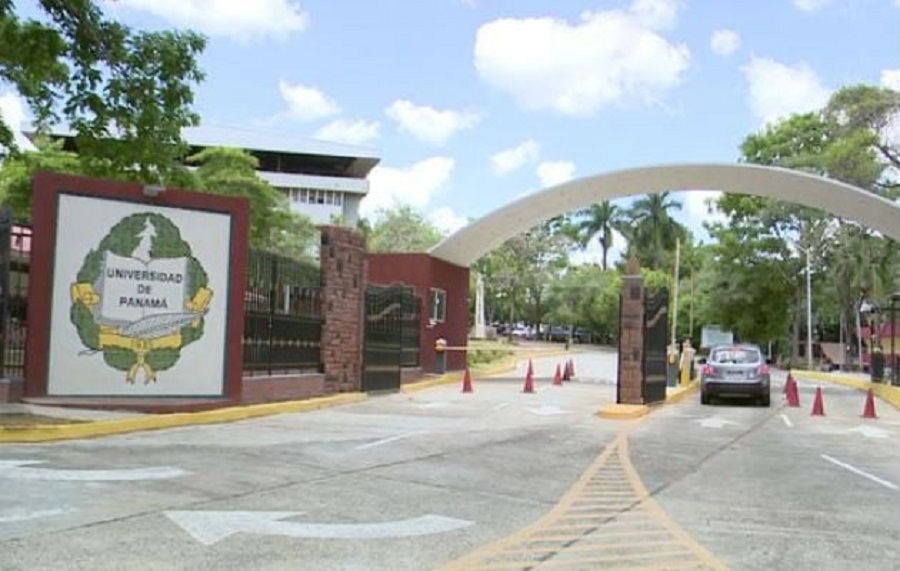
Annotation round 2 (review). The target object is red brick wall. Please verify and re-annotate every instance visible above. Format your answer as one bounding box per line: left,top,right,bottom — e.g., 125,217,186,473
241,374,326,404
368,253,470,372
617,275,645,404
320,226,367,393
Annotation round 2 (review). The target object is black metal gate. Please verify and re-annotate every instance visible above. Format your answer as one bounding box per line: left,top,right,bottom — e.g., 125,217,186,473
642,288,669,404
362,285,420,392
0,210,27,379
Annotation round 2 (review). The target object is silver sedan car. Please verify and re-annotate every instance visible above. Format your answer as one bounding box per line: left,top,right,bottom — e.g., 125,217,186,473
699,344,772,407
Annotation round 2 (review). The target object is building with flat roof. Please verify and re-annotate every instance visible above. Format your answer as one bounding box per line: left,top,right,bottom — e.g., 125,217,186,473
23,124,380,226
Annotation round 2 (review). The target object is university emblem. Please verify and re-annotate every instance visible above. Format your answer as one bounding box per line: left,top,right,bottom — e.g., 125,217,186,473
69,213,213,384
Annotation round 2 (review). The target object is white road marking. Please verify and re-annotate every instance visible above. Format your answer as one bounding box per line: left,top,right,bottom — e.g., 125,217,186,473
353,431,424,451
527,404,570,416
166,510,474,545
821,454,898,491
493,402,510,411
844,425,891,439
780,414,794,428
695,416,738,429
0,460,186,481
0,508,68,523
416,402,450,409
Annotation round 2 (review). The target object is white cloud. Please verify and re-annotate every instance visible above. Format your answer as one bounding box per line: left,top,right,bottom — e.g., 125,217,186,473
278,80,341,122
710,29,741,57
104,0,309,41
314,118,380,145
536,161,577,187
569,229,627,267
491,139,540,175
428,206,469,235
361,157,455,219
793,0,832,11
385,100,480,144
473,0,690,116
741,56,831,127
882,69,900,91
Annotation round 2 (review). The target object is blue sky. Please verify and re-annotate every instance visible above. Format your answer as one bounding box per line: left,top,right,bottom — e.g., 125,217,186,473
3,0,899,264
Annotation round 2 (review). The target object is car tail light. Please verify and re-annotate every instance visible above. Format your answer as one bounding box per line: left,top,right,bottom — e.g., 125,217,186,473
702,365,713,376
757,364,770,375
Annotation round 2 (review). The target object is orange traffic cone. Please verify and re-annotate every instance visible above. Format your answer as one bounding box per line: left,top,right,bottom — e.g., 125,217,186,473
810,386,825,416
552,363,563,386
862,388,877,419
522,359,535,394
569,358,576,378
461,368,473,393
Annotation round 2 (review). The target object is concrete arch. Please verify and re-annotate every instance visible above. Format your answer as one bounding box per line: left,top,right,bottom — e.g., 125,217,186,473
428,163,900,267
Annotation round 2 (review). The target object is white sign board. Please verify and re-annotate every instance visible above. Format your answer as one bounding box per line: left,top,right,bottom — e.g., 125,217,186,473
701,325,734,349
47,193,232,396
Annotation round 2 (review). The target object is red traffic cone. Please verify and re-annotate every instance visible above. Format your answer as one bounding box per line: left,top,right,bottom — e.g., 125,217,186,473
862,388,877,419
569,358,576,378
562,360,571,381
784,372,794,394
523,359,535,393
552,363,563,386
786,377,800,407
810,386,825,416
461,368,473,393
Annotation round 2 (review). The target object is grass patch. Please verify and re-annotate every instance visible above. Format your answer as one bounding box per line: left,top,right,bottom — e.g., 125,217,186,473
467,339,514,368
0,414,88,427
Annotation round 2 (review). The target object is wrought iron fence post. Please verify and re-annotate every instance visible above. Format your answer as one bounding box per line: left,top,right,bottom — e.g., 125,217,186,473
0,208,10,375
267,255,277,376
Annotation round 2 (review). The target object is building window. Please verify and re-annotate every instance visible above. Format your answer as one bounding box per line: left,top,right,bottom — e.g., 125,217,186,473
429,288,446,324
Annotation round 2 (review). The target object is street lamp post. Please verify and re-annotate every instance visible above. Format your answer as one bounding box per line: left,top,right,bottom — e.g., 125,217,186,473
891,292,900,385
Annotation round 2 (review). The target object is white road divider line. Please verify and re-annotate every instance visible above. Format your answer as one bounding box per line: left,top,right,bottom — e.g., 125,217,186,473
821,454,898,491
354,431,425,451
780,414,794,428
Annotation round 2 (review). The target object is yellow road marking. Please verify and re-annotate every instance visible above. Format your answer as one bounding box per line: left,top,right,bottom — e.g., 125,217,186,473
438,423,730,571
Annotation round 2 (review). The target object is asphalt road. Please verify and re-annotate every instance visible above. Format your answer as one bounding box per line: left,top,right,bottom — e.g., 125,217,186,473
1,350,898,571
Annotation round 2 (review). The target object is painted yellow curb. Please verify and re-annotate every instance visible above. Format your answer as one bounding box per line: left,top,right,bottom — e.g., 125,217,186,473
666,379,700,404
400,348,575,394
794,369,900,411
596,403,650,420
0,392,368,444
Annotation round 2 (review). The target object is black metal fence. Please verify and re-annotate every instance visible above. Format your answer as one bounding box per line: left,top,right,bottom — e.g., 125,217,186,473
0,211,29,380
243,249,323,375
361,285,422,392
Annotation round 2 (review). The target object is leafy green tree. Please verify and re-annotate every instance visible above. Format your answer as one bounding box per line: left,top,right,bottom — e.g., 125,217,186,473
366,205,443,252
0,136,80,218
0,0,205,183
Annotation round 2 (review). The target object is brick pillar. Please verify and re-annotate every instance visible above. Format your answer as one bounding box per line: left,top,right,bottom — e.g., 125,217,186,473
617,258,645,405
320,225,367,393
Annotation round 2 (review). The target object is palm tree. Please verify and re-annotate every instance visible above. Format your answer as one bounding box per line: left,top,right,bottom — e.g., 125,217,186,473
575,201,623,270
625,192,684,269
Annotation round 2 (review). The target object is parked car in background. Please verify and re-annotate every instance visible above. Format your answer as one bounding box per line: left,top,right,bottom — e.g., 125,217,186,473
699,344,771,407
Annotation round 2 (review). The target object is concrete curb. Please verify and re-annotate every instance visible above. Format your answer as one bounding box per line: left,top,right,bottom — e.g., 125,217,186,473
0,393,367,444
596,379,699,421
400,348,575,394
793,369,900,411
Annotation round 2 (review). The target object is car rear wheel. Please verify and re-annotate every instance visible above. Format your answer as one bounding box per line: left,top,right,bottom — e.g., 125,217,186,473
760,394,770,407
701,391,710,405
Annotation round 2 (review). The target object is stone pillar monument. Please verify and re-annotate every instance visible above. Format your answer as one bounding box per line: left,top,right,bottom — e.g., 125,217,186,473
617,258,645,405
473,272,487,339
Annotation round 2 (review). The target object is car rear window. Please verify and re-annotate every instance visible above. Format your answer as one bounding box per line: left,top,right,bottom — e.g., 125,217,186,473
710,348,761,364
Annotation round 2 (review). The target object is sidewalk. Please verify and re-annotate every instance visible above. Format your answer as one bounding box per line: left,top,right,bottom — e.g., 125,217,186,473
793,368,900,410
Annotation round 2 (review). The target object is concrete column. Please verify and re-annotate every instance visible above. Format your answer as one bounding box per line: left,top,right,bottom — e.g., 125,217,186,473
617,259,645,405
473,273,486,339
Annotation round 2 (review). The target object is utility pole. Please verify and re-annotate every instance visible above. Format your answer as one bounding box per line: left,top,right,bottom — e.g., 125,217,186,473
671,237,681,347
806,246,813,370
689,265,695,339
